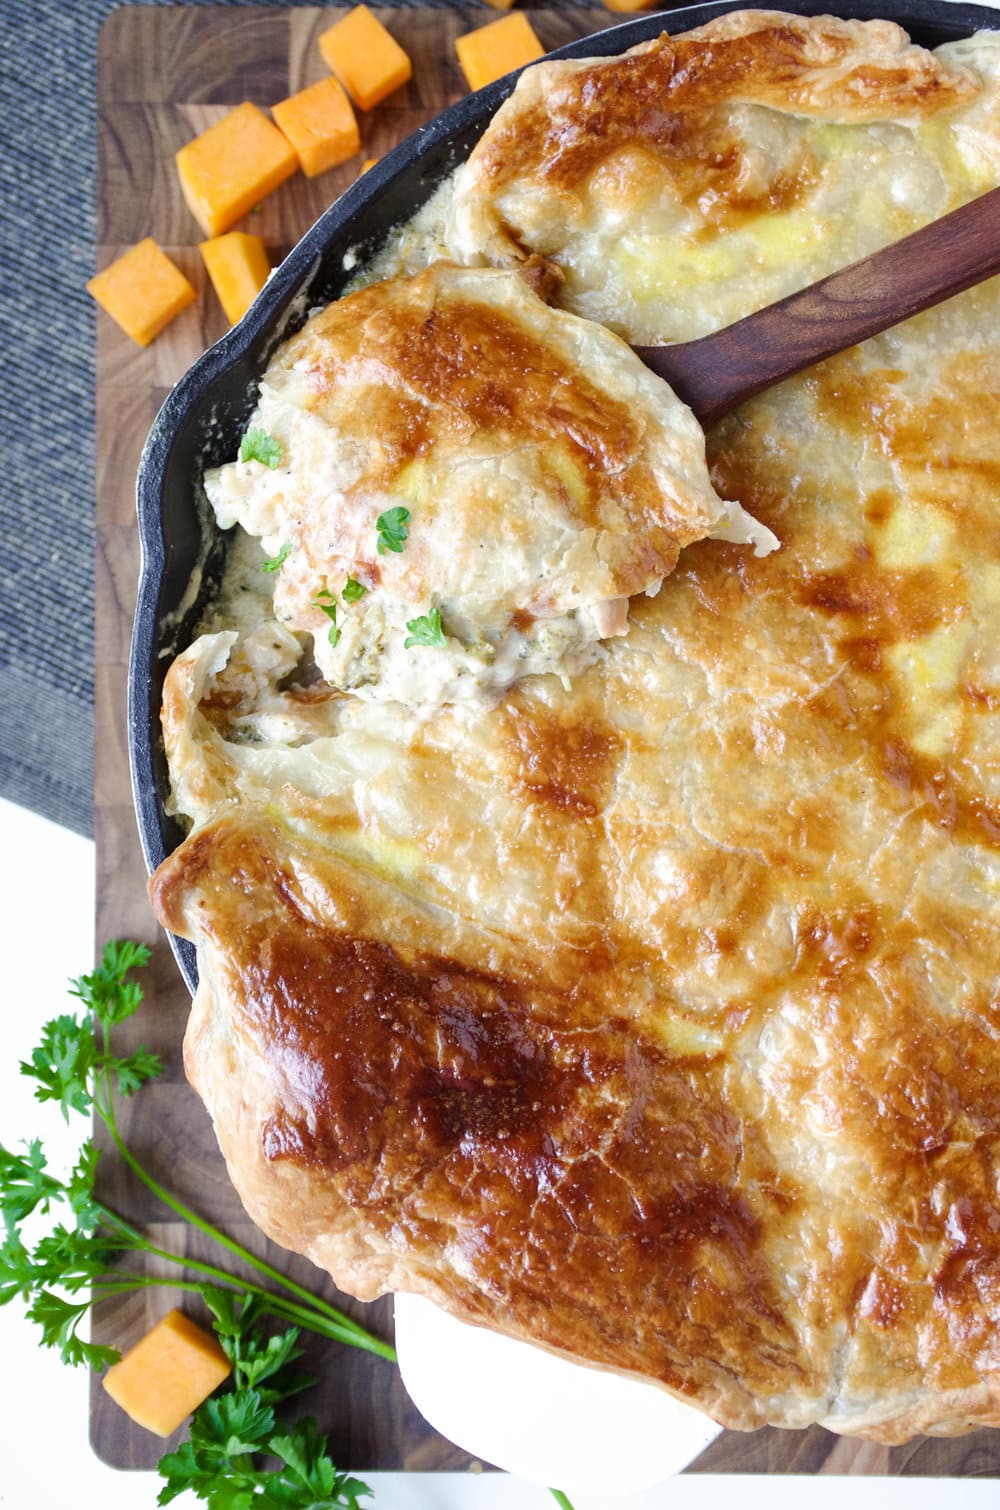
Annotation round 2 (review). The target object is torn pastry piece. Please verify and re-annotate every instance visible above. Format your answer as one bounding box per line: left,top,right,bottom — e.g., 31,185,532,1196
203,262,775,708
446,10,991,343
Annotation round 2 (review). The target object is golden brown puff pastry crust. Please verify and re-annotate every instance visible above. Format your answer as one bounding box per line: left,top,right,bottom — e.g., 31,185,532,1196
152,808,815,1435
450,8,978,240
446,12,991,342
155,281,1000,1439
151,10,1000,1445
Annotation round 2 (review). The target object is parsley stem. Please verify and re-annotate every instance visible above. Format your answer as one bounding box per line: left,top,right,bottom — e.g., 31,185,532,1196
240,1291,386,1351
549,1493,576,1510
97,1203,382,1348
110,1119,393,1357
97,1101,395,1362
87,1273,379,1349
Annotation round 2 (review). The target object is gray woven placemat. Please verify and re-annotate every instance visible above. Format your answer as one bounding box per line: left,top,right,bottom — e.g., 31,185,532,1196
3,0,541,838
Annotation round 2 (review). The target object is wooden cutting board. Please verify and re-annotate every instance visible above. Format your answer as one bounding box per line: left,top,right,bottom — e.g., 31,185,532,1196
92,1,1000,1479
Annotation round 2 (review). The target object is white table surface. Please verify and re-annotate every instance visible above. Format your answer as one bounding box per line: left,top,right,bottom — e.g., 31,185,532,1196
3,795,1000,1510
8,0,1000,1497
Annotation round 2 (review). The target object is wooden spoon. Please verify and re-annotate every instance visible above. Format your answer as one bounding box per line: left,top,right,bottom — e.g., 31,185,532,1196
634,184,1000,428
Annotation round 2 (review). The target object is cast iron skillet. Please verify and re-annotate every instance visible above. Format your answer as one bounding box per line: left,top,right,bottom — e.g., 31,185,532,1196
130,0,1000,993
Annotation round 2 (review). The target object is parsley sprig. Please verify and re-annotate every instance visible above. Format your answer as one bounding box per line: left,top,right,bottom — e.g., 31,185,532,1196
5,944,575,1510
158,1291,372,1509
4,941,395,1369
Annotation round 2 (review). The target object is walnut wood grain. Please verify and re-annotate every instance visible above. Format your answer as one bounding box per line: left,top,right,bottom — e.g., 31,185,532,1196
637,185,1000,426
92,2,1000,1480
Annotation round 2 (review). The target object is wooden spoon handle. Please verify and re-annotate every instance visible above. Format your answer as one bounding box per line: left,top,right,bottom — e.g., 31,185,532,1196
635,184,1000,429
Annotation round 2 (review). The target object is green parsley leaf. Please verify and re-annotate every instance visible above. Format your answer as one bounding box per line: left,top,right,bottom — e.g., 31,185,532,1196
31,1223,122,1293
200,1287,248,1346
28,1289,120,1369
269,1418,372,1506
66,1141,103,1231
192,1388,277,1458
156,1442,209,1506
238,1330,305,1394
0,1230,38,1307
22,944,158,1120
202,1290,307,1397
404,608,447,649
239,428,283,469
312,589,339,648
0,1139,63,1227
375,506,410,555
20,1015,96,1119
109,1044,163,1099
341,577,366,604
262,543,291,574
70,939,151,1027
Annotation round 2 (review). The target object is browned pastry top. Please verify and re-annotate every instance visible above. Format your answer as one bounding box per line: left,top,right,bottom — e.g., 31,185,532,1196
446,10,995,343
152,10,1000,1445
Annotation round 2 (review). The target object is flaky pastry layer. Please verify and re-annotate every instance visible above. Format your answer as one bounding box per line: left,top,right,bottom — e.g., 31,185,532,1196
151,11,1000,1442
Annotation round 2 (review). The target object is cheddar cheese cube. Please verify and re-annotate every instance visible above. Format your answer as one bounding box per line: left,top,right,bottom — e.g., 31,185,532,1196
176,102,299,237
101,1309,232,1437
86,238,195,347
272,77,361,178
455,13,545,93
199,232,271,325
318,5,413,112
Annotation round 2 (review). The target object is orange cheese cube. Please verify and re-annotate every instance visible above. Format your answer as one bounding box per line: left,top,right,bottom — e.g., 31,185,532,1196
359,157,380,175
101,1309,231,1437
455,13,545,93
86,238,195,347
199,232,271,325
602,0,659,11
176,102,298,237
272,77,361,178
319,5,413,111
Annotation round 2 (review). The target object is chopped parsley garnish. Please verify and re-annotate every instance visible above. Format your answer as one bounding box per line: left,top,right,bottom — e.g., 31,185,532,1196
239,427,282,468
261,542,291,574
404,608,447,649
313,589,339,648
342,577,367,604
376,506,410,556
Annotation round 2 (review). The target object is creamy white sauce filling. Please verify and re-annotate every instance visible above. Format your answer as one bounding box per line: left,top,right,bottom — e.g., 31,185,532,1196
202,260,775,712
